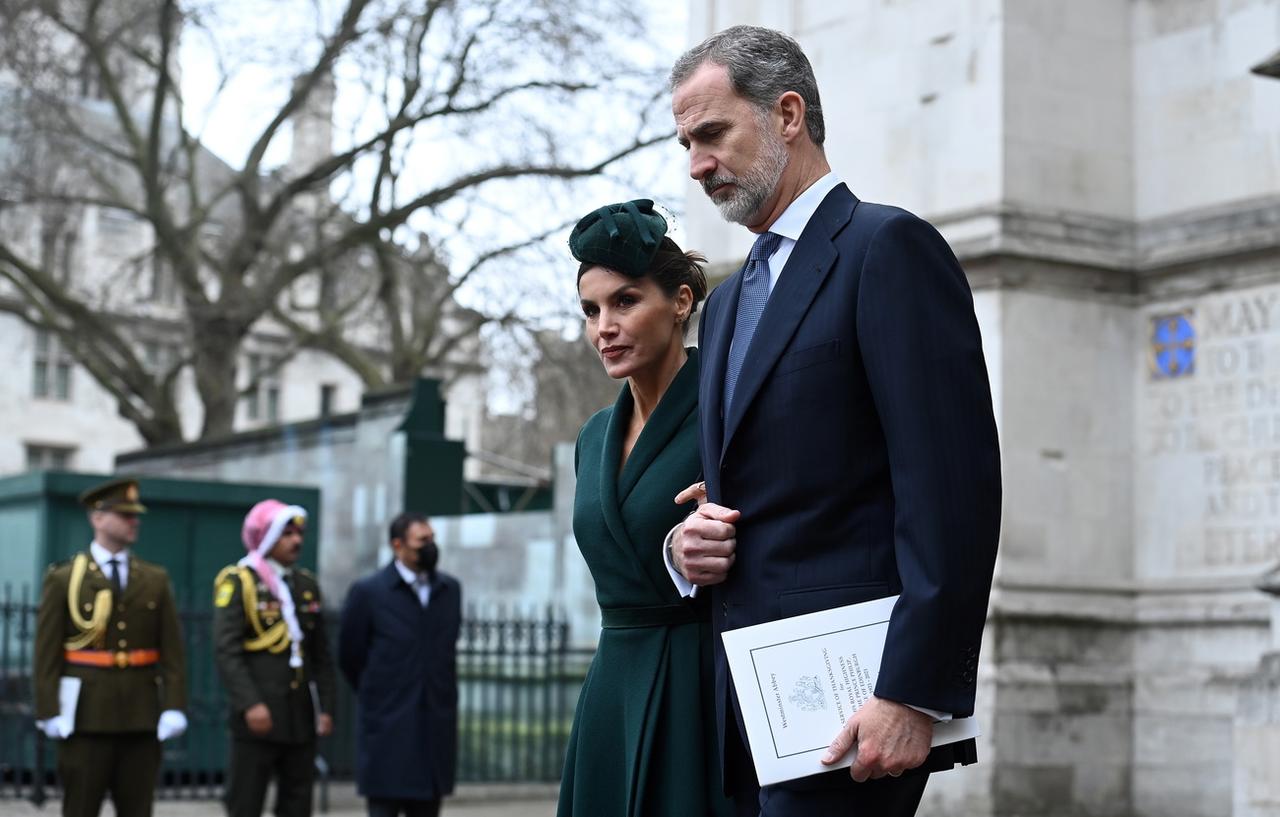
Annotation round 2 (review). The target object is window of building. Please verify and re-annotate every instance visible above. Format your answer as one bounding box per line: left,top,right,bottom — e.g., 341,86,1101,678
148,255,179,304
266,385,281,423
243,353,263,420
26,444,75,471
319,384,336,417
77,55,107,100
143,340,181,376
33,330,73,401
243,352,284,423
97,207,140,244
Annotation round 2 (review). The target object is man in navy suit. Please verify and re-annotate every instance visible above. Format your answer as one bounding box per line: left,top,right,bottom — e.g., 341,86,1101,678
666,25,1002,817
338,513,461,817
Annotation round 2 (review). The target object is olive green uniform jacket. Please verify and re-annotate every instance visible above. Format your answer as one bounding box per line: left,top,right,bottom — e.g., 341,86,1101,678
212,565,336,743
34,551,187,733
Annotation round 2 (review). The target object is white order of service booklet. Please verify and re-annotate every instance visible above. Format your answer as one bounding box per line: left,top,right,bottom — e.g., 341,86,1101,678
722,594,980,786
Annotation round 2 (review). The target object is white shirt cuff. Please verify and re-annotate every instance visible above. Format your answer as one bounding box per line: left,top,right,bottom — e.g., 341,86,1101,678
906,704,952,722
662,522,699,598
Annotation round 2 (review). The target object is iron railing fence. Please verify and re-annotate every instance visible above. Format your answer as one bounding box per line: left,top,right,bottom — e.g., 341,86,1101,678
0,585,592,803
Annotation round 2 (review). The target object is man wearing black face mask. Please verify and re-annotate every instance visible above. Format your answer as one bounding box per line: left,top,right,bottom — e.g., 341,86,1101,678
338,513,461,817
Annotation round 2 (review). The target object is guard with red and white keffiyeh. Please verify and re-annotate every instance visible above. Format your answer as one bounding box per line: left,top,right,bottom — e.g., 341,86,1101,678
212,499,337,817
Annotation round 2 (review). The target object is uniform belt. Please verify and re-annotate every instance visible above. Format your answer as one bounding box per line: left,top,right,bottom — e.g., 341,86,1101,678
64,649,160,669
600,604,701,629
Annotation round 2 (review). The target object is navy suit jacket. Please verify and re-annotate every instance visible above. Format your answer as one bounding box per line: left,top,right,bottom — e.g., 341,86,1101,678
338,564,461,801
698,184,1001,778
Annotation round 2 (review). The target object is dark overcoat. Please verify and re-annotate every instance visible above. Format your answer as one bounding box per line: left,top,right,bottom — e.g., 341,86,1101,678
338,564,461,801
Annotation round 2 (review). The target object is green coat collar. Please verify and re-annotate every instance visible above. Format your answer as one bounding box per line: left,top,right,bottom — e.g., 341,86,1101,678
597,348,700,561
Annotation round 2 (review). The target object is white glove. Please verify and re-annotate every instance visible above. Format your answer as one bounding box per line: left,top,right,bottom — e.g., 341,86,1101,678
157,710,188,741
37,716,74,740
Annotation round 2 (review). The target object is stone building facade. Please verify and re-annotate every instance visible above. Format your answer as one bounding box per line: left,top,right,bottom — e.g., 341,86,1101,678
683,2,1280,815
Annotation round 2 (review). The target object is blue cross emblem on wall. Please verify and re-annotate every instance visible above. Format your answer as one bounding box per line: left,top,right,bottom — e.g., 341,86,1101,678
1150,312,1195,379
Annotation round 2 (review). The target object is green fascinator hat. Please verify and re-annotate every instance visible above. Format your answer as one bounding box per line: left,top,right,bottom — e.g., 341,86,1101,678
568,199,669,278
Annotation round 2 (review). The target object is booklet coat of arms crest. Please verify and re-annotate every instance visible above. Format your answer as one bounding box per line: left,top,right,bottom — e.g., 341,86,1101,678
722,594,980,786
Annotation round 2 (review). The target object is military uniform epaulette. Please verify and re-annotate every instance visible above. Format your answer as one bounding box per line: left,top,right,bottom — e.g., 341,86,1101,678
213,565,245,609
213,565,296,654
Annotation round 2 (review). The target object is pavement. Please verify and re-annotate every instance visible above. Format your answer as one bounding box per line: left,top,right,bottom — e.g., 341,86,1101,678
0,784,558,817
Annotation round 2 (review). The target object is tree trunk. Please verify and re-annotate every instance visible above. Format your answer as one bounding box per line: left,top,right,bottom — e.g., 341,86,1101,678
132,403,186,448
191,315,244,439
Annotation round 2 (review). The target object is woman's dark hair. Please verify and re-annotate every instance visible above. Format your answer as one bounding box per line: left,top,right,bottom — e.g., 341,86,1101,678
577,236,708,331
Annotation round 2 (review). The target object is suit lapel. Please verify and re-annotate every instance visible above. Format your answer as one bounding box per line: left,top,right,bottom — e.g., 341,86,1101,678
382,563,423,622
700,275,741,499
427,572,450,608
617,349,699,505
721,186,857,462
598,370,695,600
597,385,636,560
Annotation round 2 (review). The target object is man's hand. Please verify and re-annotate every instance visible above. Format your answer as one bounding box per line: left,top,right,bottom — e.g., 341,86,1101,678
244,703,273,736
316,713,334,737
820,696,933,782
672,482,740,586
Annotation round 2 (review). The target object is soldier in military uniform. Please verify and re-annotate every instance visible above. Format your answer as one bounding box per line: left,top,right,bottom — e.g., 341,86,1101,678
33,478,188,817
214,499,336,817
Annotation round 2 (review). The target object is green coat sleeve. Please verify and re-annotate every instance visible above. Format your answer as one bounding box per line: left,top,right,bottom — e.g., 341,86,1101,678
33,566,68,721
212,571,263,715
157,574,187,711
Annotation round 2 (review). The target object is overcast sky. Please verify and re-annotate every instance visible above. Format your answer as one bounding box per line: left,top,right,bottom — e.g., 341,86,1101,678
177,1,691,412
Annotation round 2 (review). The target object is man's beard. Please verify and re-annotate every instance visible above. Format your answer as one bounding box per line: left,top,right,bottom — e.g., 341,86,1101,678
701,123,789,225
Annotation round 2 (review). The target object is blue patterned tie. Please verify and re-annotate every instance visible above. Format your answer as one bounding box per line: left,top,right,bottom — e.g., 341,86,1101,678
724,231,783,419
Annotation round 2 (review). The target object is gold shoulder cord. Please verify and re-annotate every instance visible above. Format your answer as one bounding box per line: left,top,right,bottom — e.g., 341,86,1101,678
64,554,111,650
235,567,290,654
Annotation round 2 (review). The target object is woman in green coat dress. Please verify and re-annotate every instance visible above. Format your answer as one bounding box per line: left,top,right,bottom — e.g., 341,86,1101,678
557,200,734,817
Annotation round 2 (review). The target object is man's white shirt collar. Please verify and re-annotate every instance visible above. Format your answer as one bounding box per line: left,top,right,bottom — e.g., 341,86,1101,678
758,172,842,293
393,559,422,585
89,541,129,587
394,558,432,605
766,171,841,243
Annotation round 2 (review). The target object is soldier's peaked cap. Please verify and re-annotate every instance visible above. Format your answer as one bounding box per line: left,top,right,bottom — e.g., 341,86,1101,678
79,477,147,514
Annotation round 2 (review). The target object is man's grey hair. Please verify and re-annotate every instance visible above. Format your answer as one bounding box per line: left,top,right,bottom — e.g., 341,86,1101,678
669,25,826,147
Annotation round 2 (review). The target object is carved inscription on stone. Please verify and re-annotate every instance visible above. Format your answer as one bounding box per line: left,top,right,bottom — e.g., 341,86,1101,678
1142,286,1280,573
